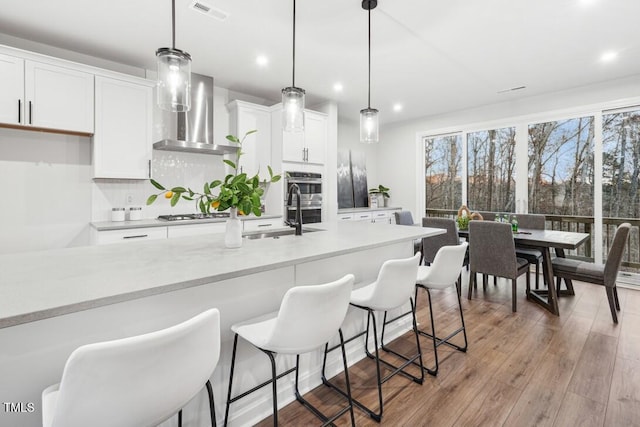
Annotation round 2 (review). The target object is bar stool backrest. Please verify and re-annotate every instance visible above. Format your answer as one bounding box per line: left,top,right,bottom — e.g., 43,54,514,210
268,274,355,354
418,243,468,289
50,309,221,427
363,252,421,311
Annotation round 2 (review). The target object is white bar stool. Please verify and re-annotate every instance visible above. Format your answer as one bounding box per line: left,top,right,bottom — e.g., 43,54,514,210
322,252,423,422
223,274,355,426
42,309,221,427
414,242,469,375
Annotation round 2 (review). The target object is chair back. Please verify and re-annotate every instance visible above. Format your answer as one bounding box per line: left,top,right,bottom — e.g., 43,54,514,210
418,242,469,288
469,221,518,279
267,274,354,354
516,213,545,230
363,252,422,310
394,211,415,226
477,211,496,222
604,223,631,287
421,217,459,264
50,309,221,427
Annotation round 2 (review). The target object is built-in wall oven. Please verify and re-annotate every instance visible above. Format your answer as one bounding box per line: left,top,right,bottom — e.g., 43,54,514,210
285,171,322,224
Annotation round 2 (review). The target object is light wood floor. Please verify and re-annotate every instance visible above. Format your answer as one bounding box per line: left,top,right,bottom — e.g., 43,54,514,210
255,273,640,427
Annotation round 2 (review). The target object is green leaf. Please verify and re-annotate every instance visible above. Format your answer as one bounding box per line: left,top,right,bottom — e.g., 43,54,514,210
271,175,281,183
268,165,273,177
146,194,158,205
210,179,221,188
245,129,258,136
170,192,180,207
237,182,251,193
204,182,211,195
189,189,194,197
223,159,237,169
150,179,165,191
199,198,206,213
226,135,240,144
232,173,247,185
252,206,262,216
182,195,194,201
171,187,187,193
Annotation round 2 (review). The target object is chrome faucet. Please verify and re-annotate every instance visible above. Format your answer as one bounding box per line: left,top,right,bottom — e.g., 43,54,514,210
285,183,303,236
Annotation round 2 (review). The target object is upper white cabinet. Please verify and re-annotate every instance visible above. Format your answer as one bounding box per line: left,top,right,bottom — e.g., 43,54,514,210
276,107,328,165
0,53,24,126
227,100,272,178
24,60,94,133
93,76,153,179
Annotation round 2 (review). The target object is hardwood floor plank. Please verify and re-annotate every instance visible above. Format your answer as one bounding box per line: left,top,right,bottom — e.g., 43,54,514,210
605,357,640,426
567,332,617,404
553,391,605,427
453,379,521,426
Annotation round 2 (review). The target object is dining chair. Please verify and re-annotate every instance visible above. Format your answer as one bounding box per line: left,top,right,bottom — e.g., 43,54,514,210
224,274,355,427
394,210,415,225
514,213,546,289
467,221,530,312
421,217,468,293
42,309,221,427
552,223,631,323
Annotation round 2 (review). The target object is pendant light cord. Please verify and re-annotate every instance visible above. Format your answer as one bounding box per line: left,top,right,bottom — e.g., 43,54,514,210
171,0,176,49
292,0,296,87
367,8,371,109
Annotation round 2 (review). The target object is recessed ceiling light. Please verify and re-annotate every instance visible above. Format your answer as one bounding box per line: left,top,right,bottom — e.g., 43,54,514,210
256,55,268,67
601,51,618,63
393,103,403,112
333,83,343,92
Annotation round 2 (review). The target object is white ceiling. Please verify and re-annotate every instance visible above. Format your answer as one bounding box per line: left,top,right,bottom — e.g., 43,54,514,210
1,0,639,125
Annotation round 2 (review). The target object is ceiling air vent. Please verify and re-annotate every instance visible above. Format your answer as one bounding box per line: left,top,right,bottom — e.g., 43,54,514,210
189,1,229,21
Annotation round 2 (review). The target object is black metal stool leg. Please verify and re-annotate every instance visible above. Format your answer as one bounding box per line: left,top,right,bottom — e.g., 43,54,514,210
206,380,216,427
223,333,239,427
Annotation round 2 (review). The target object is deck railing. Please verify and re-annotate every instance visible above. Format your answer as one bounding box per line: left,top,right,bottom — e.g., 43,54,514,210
425,209,640,271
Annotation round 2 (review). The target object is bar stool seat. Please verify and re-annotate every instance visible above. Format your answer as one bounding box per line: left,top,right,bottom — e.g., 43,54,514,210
42,309,221,427
323,252,424,422
224,274,356,427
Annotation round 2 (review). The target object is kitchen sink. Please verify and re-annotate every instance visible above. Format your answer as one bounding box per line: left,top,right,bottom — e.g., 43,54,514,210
243,227,323,240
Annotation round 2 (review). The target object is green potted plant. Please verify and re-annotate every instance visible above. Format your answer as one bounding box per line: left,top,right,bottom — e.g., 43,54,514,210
368,185,390,207
146,130,281,247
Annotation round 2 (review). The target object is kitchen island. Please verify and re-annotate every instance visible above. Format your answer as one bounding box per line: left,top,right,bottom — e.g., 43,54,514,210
0,221,442,427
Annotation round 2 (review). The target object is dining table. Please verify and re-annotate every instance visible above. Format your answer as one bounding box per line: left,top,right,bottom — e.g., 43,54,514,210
458,228,590,316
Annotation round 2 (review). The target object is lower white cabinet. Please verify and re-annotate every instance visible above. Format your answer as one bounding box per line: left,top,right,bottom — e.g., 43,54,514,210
353,212,373,222
167,223,226,238
337,213,354,221
372,211,391,224
94,227,167,245
243,218,282,232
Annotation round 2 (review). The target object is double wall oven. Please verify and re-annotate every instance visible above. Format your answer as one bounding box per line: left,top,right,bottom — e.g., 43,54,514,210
285,171,322,224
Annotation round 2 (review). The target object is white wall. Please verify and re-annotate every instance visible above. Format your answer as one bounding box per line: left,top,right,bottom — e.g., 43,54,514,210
377,75,640,221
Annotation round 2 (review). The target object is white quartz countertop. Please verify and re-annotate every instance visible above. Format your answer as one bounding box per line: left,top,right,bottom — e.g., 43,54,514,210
91,214,283,231
0,221,443,329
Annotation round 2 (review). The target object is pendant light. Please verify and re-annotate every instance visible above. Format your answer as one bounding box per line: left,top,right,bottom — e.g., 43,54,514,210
360,0,379,143
156,0,191,112
282,0,305,132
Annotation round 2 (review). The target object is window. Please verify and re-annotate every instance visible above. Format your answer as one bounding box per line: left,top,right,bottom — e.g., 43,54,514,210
467,127,516,212
424,134,462,210
528,117,594,216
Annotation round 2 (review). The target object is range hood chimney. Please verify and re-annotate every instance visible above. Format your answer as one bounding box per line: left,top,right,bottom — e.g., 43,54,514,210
153,73,237,155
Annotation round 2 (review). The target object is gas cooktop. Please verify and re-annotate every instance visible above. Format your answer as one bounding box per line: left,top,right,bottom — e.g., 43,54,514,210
157,212,230,221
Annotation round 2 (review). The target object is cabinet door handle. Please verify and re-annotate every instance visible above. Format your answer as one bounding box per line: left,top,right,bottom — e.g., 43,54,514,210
123,234,148,239
28,101,32,125
258,223,272,228
148,160,151,178
17,100,21,124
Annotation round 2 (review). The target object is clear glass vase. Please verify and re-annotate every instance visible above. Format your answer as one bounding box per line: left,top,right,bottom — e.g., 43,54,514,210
225,207,243,248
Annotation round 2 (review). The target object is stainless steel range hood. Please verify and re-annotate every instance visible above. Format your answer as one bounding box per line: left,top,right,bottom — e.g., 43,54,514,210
153,73,237,155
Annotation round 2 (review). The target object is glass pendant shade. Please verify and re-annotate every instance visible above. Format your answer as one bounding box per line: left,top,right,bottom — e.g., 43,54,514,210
282,86,305,132
360,107,379,143
156,47,191,112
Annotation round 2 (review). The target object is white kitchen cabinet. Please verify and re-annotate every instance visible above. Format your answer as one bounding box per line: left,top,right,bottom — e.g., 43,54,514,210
94,227,167,245
372,211,391,224
338,213,354,221
228,100,272,178
93,75,153,179
24,60,94,133
353,212,373,222
167,222,226,238
243,217,283,232
0,53,24,126
277,107,328,164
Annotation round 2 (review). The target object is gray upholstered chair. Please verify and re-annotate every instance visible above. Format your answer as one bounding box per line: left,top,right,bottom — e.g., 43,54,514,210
514,214,546,289
467,221,530,312
477,211,496,222
552,223,631,323
394,210,415,225
421,217,468,293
